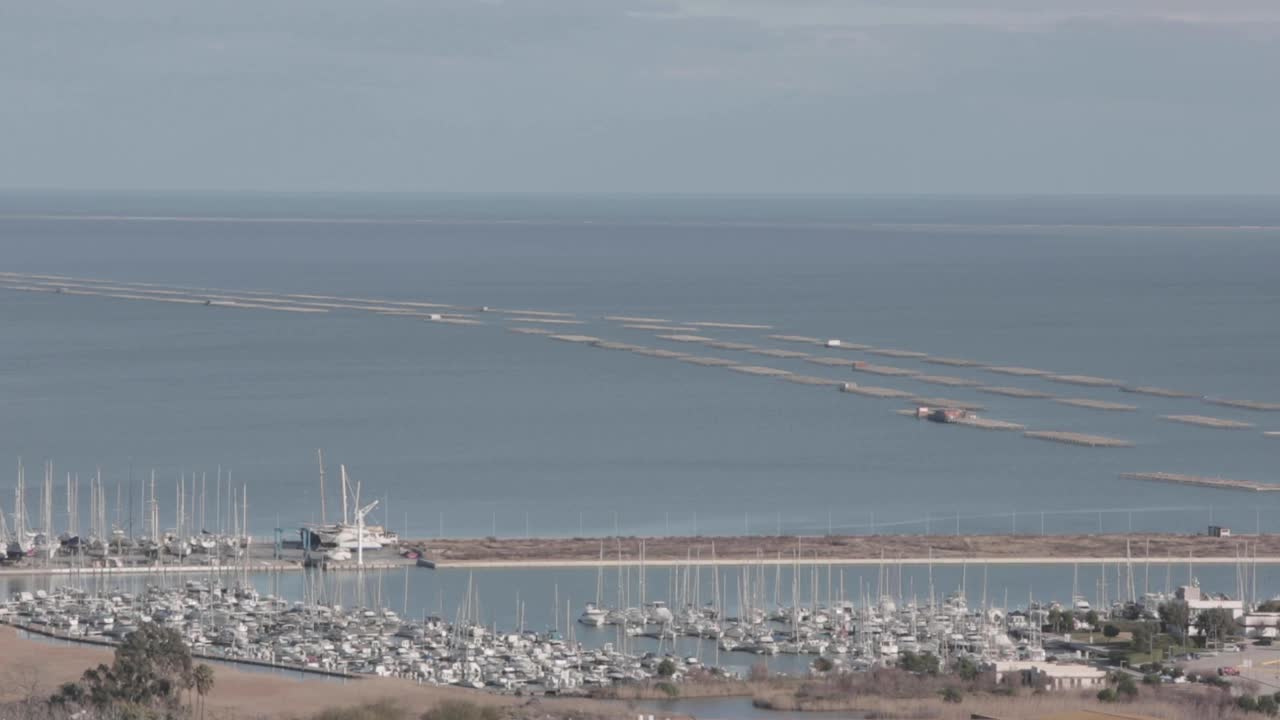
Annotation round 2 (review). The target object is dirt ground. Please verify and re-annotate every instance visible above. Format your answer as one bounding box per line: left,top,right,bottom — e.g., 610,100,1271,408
410,533,1280,565
0,626,630,720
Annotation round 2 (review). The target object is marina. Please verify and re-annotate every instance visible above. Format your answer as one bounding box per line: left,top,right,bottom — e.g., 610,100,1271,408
1120,472,1280,493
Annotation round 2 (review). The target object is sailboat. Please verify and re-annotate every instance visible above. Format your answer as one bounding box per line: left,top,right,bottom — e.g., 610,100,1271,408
7,460,36,559
304,461,398,550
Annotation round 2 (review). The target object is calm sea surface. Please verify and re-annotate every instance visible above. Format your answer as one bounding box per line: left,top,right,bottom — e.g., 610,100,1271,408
2,193,1279,538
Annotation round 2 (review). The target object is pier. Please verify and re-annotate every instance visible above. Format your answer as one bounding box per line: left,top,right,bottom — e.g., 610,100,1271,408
1120,385,1196,398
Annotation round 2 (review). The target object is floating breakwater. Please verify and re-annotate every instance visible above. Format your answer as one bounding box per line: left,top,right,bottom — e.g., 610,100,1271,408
1024,431,1133,448
1120,472,1280,492
1160,414,1255,430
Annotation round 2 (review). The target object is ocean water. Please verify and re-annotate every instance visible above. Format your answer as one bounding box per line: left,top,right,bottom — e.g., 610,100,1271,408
1,192,1279,539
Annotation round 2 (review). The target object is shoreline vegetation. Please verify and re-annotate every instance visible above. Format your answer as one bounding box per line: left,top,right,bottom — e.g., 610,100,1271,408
407,533,1280,568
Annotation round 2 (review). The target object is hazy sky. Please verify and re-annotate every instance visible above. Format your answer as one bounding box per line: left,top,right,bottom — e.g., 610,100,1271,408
3,0,1278,194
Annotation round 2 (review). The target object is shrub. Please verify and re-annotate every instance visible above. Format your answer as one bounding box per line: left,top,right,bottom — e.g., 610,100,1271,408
954,656,980,681
1116,676,1138,700
1257,695,1279,716
421,701,500,720
655,682,679,698
1142,674,1160,685
1103,624,1120,638
656,659,677,678
812,657,834,673
1097,688,1117,702
1238,696,1259,713
941,687,962,703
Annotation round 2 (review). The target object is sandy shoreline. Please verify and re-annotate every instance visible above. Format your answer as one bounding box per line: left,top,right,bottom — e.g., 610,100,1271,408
407,533,1280,568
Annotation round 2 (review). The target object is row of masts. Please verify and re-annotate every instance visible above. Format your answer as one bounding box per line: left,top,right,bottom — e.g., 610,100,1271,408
2,458,250,562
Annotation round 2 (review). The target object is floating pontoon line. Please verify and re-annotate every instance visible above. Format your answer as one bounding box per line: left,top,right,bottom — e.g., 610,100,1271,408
1265,431,1280,438
865,348,929,359
629,348,688,359
702,341,756,351
1121,472,1280,492
726,365,792,377
1044,374,1126,388
656,334,716,343
548,334,601,343
430,317,482,326
502,317,583,325
1203,398,1280,412
590,341,644,351
679,356,739,367
806,357,853,367
767,334,823,344
686,321,772,330
1160,414,1254,430
977,386,1055,399
622,324,699,332
823,342,872,351
1054,398,1138,412
3,272,460,310
908,397,986,411
840,384,914,398
912,374,981,387
746,348,810,359
495,309,577,318
782,375,845,387
507,326,554,335
206,300,330,313
983,366,1053,377
921,356,982,367
851,363,918,377
604,316,668,323
1024,431,1133,448
1120,385,1195,399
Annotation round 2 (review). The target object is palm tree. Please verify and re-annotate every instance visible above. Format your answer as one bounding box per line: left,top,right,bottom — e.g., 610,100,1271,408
193,664,215,720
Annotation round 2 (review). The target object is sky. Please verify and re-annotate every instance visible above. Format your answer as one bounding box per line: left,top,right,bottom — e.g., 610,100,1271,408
2,0,1279,195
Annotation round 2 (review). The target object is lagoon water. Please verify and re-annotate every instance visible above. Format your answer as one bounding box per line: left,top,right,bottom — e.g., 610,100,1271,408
1,193,1280,539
